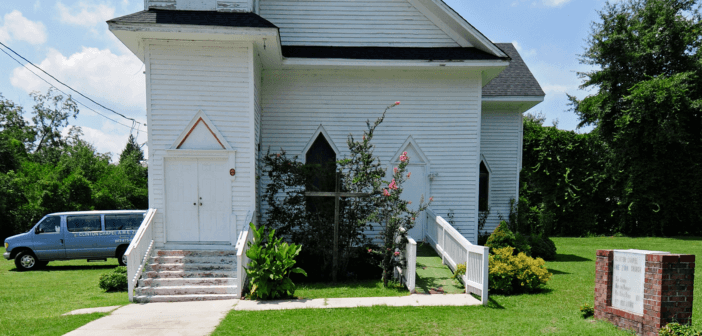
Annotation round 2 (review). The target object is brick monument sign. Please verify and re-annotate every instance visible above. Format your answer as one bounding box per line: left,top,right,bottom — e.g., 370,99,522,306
595,249,695,335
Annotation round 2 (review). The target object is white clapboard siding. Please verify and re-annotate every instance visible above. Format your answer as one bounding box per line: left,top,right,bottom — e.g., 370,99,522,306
480,110,522,234
146,0,252,11
146,41,253,245
260,69,480,242
146,0,176,9
253,52,263,222
259,0,460,47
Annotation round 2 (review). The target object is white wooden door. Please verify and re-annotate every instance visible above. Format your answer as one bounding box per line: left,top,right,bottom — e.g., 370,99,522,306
166,158,199,242
198,159,231,242
401,165,427,241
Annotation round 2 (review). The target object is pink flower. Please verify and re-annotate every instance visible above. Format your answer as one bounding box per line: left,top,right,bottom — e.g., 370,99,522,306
276,153,281,158
407,172,411,178
368,248,373,253
394,251,400,256
383,189,391,197
389,179,398,190
429,197,434,202
387,248,391,251
407,201,412,205
399,151,408,162
363,135,366,141
394,101,401,106
393,167,398,174
411,217,415,221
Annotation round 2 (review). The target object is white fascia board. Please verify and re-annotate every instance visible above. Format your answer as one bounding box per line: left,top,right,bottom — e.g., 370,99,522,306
482,96,545,102
108,22,281,63
281,58,509,69
414,0,508,58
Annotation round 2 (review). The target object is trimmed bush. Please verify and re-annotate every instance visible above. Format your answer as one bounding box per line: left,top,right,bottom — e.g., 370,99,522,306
659,323,702,336
528,234,557,261
452,263,466,280
488,247,552,294
485,221,530,255
98,266,128,292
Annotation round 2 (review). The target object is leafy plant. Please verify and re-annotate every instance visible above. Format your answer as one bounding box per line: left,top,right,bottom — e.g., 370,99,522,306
528,234,557,261
452,263,466,280
98,266,127,292
485,221,530,256
245,223,307,300
579,303,594,318
659,323,702,336
488,246,552,294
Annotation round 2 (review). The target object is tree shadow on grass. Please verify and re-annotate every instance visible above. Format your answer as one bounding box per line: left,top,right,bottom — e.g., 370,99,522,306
554,254,591,262
669,236,702,241
548,268,570,275
10,265,120,272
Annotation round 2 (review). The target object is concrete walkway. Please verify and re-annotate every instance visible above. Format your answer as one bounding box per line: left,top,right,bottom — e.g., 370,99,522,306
64,300,238,336
235,293,481,311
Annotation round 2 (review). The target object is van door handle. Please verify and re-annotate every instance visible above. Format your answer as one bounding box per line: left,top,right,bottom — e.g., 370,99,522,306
60,239,64,245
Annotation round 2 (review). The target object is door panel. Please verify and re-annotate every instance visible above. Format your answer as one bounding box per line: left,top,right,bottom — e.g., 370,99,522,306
64,215,103,258
198,160,230,242
32,216,65,260
166,158,200,242
400,165,427,240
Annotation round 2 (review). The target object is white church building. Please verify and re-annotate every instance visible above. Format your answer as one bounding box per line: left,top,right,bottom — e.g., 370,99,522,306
109,0,544,302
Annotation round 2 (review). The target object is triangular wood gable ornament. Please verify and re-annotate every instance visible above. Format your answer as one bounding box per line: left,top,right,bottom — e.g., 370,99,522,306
170,110,232,150
391,136,429,165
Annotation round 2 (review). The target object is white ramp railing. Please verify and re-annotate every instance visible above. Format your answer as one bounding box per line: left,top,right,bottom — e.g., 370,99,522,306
235,207,256,297
394,236,417,292
125,208,157,302
425,208,489,305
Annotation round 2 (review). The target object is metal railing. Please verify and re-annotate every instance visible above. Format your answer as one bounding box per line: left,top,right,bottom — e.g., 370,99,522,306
235,207,256,297
425,208,489,305
125,208,157,302
395,236,417,292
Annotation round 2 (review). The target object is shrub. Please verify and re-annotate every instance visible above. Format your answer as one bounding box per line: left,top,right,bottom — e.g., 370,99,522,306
98,266,128,292
485,221,530,255
528,234,557,261
452,263,466,280
579,303,594,318
488,247,552,294
659,323,702,336
246,223,307,300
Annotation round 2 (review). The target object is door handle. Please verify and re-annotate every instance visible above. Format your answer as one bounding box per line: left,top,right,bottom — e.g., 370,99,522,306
60,239,64,245
193,203,196,205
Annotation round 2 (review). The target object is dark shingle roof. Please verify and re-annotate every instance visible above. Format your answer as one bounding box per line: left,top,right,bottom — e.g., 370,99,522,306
482,43,544,97
108,9,277,29
282,46,505,61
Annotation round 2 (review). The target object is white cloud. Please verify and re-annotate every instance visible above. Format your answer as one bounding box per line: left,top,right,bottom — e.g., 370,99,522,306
542,0,571,7
56,1,115,29
0,10,47,45
10,47,146,111
512,40,537,57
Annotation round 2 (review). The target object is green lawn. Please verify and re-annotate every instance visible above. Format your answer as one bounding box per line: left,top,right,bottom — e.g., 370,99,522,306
414,243,464,294
0,248,129,336
213,237,702,335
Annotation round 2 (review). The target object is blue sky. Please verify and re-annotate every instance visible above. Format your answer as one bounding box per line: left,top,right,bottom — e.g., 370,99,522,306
0,0,607,161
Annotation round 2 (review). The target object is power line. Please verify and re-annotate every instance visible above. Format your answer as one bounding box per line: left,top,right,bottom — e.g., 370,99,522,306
0,47,140,130
0,41,142,127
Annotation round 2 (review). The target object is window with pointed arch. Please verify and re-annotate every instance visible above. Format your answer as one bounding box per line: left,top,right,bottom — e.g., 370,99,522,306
479,161,489,212
305,133,337,213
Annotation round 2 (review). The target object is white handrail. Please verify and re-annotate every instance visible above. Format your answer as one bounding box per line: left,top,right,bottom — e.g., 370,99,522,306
125,208,157,302
235,206,255,297
395,236,417,292
425,208,489,305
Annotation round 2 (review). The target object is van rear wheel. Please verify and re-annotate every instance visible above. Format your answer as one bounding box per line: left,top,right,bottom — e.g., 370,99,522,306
117,246,127,266
15,250,39,271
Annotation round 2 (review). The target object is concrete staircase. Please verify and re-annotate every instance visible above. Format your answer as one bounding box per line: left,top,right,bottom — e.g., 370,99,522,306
134,250,240,303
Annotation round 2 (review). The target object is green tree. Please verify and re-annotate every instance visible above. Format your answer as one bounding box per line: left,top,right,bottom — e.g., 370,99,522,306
569,0,702,235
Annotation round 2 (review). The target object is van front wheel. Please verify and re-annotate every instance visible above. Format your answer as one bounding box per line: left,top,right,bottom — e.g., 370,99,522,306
15,250,39,271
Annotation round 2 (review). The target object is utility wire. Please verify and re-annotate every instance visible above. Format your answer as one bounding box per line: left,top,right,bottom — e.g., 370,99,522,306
0,41,142,127
0,47,139,130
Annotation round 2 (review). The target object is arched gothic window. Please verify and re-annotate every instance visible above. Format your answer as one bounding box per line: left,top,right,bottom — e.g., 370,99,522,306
479,161,489,212
306,133,337,192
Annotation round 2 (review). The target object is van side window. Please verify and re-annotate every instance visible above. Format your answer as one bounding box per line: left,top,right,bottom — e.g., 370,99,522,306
67,215,102,232
37,216,61,234
105,214,143,231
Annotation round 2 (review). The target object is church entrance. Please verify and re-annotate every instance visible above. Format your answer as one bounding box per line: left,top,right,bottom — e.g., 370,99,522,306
165,157,231,243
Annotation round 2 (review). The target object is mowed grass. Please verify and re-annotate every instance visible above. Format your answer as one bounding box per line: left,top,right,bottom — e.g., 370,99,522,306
214,237,702,335
0,248,129,336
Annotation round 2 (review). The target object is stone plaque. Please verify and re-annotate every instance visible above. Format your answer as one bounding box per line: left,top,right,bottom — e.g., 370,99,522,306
613,249,669,315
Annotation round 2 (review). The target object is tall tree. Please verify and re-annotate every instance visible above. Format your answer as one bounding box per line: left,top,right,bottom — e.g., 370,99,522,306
570,0,702,235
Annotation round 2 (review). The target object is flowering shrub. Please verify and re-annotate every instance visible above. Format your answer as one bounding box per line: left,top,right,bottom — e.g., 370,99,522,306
488,246,552,294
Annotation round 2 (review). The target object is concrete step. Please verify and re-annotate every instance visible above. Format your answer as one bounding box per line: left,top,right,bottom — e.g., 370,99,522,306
134,294,240,303
144,270,236,278
151,255,236,265
156,250,238,257
139,277,237,287
136,285,238,296
148,263,235,272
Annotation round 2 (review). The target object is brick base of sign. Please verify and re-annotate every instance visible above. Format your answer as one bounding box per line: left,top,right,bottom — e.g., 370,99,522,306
595,250,695,336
